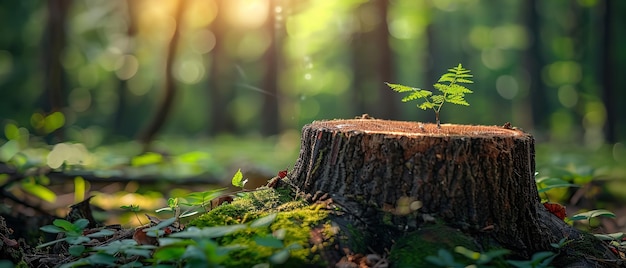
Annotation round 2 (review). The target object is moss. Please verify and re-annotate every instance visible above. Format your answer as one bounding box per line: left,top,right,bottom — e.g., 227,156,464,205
189,187,302,227
187,186,332,267
388,223,478,268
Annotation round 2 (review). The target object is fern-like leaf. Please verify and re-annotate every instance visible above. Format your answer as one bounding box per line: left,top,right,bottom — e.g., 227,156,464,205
446,94,470,106
456,78,474,84
450,84,473,94
431,95,445,105
433,83,450,93
418,102,434,110
401,90,432,102
385,82,416,93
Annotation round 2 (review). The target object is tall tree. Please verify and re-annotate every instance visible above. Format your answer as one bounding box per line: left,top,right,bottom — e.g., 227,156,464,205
138,0,187,148
351,0,398,119
42,0,71,140
207,0,236,135
113,0,138,138
523,0,549,132
259,0,283,136
600,0,616,143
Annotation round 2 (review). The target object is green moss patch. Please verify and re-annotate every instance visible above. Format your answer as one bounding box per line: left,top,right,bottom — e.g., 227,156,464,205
187,187,332,267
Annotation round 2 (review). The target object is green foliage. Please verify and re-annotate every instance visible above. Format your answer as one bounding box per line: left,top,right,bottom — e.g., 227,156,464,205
121,204,144,225
506,251,557,268
569,209,615,221
386,63,474,128
231,168,247,189
425,247,510,267
37,219,114,249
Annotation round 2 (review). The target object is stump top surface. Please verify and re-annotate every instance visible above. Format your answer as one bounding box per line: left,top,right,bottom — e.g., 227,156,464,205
312,119,527,138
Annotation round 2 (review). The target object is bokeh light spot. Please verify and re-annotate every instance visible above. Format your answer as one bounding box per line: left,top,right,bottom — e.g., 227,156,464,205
176,59,205,84
78,65,100,88
481,49,505,70
542,61,581,86
557,85,578,108
115,54,139,80
237,31,270,61
190,30,216,54
69,88,92,113
496,75,519,100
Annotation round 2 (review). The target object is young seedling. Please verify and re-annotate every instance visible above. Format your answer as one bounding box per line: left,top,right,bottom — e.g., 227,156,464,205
386,63,474,128
120,204,144,225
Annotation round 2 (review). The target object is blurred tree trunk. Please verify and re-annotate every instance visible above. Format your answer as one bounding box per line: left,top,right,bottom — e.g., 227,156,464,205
351,0,398,119
373,0,397,119
600,0,616,143
113,0,138,138
523,0,549,133
138,0,187,148
259,0,282,136
42,0,71,140
208,0,236,135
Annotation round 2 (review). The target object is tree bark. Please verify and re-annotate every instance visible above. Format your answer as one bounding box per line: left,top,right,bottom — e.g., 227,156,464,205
289,119,616,261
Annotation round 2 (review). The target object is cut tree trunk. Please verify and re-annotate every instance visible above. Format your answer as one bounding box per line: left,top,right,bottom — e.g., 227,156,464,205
289,118,616,262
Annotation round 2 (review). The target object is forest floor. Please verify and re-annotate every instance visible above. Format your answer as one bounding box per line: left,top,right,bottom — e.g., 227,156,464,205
1,140,626,267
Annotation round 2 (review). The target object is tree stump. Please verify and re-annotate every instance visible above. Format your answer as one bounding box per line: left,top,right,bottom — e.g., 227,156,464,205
289,118,615,261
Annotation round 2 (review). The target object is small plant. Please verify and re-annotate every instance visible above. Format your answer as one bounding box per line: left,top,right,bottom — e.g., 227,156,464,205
37,218,114,255
231,168,248,189
386,63,474,128
120,204,144,225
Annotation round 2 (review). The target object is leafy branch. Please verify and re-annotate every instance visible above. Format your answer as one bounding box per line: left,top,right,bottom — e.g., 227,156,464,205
386,63,474,128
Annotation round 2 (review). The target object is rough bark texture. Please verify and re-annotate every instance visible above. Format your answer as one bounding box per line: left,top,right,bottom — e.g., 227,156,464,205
290,119,616,261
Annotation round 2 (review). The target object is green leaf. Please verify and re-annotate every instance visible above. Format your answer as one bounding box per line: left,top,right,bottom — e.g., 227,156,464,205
431,95,445,104
123,248,154,259
180,211,199,218
446,95,470,106
437,73,456,83
181,188,226,206
69,244,85,256
231,169,247,188
40,224,65,233
254,235,284,248
154,246,187,261
401,90,431,102
536,177,579,193
450,84,473,94
86,229,115,238
385,82,416,93
433,83,449,93
570,209,615,221
143,217,177,233
169,225,248,239
269,249,290,264
67,235,91,245
250,213,277,228
594,232,624,241
456,78,474,84
418,102,434,110
73,219,90,230
53,219,75,231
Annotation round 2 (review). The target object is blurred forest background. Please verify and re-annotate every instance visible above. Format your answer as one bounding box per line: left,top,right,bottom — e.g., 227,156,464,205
1,0,624,146
1,0,626,228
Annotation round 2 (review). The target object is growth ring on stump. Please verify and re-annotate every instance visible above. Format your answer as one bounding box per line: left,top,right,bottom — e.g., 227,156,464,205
290,118,546,252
